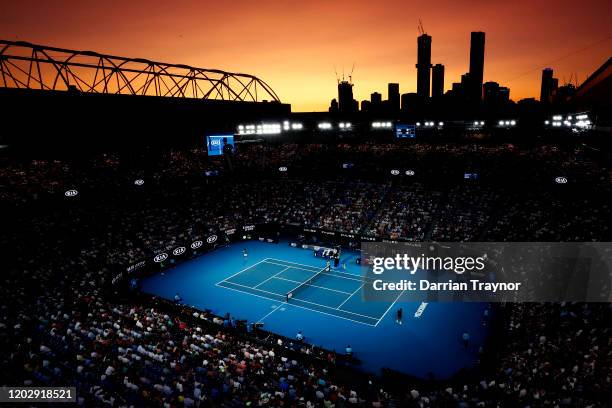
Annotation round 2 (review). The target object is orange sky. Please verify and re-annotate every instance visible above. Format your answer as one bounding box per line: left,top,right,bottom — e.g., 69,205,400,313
1,0,610,111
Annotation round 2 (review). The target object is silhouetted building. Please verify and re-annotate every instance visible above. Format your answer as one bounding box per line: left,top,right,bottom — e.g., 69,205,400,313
416,34,432,99
401,92,419,113
388,83,400,112
483,81,500,105
338,80,356,113
483,81,510,106
468,31,485,102
329,98,339,113
371,92,382,105
461,73,471,95
540,68,558,104
554,84,576,104
499,86,510,103
360,100,371,112
432,64,444,98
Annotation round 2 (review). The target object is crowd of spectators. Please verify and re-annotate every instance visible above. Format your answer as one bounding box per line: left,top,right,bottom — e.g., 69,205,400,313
1,140,610,406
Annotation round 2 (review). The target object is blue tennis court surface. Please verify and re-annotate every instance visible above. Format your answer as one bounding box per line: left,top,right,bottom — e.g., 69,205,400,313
141,241,489,378
217,258,401,326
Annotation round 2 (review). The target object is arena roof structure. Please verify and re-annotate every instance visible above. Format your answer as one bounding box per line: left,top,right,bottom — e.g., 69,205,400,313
0,40,290,153
0,40,281,102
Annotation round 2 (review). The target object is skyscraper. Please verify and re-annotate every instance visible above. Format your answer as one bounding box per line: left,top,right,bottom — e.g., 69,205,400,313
370,92,382,105
432,64,445,98
337,80,355,113
416,34,432,99
468,31,485,102
540,68,558,104
388,83,400,112
401,93,419,114
360,100,371,112
329,98,338,113
483,81,510,107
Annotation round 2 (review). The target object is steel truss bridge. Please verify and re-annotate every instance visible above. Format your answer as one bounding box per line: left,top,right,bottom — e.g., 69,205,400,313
0,40,281,103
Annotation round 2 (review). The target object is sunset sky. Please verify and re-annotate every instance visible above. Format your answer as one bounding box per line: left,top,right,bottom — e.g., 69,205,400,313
1,0,610,111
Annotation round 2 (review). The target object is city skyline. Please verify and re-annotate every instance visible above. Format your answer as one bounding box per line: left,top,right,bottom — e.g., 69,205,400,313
1,0,610,111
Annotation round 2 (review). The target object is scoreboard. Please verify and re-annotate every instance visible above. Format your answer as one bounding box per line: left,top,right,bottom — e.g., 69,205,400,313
395,124,416,138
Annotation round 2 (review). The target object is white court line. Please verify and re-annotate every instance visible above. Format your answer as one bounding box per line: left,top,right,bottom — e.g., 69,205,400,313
287,296,379,320
265,260,363,283
254,267,290,289
218,280,379,322
217,280,285,300
256,304,283,324
271,276,353,295
265,258,321,271
374,289,406,327
336,282,365,310
217,258,271,284
267,258,380,283
217,282,376,327
215,258,384,325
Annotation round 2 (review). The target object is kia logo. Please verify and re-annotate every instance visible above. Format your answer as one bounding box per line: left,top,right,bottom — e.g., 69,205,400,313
173,247,186,256
153,253,168,263
405,170,415,176
279,167,288,172
64,189,78,197
555,177,568,184
134,179,144,186
210,139,221,146
206,235,218,244
390,170,400,175
191,240,203,249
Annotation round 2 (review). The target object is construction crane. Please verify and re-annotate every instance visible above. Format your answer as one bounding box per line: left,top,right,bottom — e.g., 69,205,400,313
418,19,426,35
334,63,356,85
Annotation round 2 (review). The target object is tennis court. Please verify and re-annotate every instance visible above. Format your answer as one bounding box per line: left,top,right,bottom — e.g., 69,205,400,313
141,241,489,378
216,258,402,326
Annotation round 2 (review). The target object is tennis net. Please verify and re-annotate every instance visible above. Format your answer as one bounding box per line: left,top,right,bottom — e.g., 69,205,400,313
285,265,330,302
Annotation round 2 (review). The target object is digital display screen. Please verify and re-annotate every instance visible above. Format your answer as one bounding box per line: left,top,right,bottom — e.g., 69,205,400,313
464,173,479,180
207,135,234,156
395,124,416,138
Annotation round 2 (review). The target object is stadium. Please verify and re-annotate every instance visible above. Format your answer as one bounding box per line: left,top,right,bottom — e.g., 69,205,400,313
1,3,611,407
